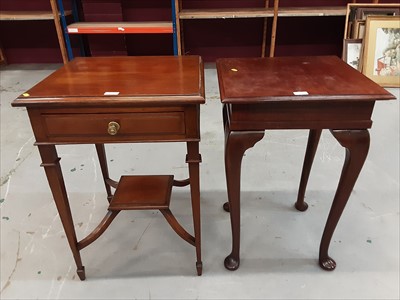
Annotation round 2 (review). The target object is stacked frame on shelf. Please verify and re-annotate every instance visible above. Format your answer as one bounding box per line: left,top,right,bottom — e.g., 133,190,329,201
342,3,400,87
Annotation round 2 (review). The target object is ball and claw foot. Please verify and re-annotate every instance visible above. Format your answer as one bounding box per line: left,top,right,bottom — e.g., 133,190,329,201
295,201,308,212
223,202,230,212
196,261,203,276
319,256,336,271
77,266,86,281
224,255,239,271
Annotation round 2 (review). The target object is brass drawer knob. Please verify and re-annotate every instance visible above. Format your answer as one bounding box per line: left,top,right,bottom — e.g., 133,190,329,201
108,121,120,135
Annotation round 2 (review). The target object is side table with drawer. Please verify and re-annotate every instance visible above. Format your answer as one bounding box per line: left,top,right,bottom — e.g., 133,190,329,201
12,56,205,280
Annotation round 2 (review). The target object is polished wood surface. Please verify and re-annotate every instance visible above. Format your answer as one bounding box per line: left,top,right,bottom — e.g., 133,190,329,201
109,175,174,210
217,56,393,103
13,56,205,106
216,56,395,272
12,56,205,280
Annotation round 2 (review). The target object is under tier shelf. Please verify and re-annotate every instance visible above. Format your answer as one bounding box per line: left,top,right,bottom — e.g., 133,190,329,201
109,175,174,211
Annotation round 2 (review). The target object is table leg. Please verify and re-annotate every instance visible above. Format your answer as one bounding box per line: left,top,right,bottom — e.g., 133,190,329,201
224,130,264,271
37,145,86,280
295,129,322,211
186,141,202,275
95,144,113,202
319,129,370,271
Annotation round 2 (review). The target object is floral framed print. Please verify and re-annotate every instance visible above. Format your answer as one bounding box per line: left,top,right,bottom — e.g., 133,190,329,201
362,16,400,87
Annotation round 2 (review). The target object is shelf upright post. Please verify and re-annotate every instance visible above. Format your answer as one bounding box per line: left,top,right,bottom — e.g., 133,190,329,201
55,0,74,60
171,0,179,55
261,0,270,58
50,0,70,63
269,0,279,57
71,0,86,56
174,0,183,55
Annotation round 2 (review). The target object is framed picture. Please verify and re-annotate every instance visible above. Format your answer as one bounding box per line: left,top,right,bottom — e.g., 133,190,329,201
344,4,400,39
362,16,400,87
352,20,366,39
343,39,363,70
356,7,399,20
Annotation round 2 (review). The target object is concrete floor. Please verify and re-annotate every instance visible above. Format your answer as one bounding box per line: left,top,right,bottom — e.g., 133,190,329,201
0,63,399,300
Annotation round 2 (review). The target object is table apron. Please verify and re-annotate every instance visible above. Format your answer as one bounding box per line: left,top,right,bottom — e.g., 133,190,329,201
27,105,201,144
226,101,375,130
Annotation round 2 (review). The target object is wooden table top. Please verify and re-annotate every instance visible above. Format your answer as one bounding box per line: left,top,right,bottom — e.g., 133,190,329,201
216,56,395,104
12,56,205,107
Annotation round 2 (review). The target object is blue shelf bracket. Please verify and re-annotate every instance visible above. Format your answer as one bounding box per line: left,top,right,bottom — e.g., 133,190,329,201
57,0,74,60
171,0,178,55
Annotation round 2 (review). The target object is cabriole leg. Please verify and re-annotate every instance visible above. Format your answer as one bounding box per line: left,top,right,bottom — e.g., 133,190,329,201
319,129,370,271
224,130,264,271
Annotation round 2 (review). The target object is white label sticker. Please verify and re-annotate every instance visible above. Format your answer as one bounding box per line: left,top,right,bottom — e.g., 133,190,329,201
68,28,79,33
104,92,120,96
293,91,309,96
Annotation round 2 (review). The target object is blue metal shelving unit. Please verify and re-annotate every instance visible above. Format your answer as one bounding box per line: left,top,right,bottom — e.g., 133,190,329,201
57,0,179,60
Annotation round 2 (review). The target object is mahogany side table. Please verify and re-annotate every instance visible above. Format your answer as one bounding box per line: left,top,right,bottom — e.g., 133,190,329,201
216,56,395,271
12,56,205,280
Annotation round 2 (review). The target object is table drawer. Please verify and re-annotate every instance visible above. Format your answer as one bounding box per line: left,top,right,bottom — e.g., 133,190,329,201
42,112,186,142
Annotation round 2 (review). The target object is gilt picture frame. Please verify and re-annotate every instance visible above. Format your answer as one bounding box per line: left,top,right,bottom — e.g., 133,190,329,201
362,16,400,87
